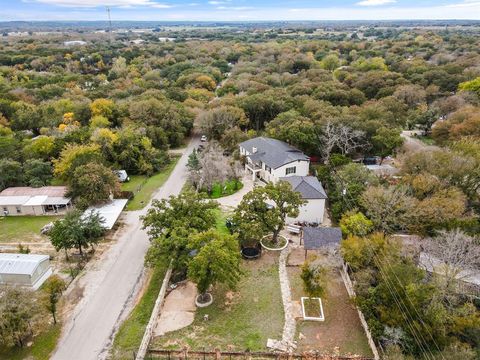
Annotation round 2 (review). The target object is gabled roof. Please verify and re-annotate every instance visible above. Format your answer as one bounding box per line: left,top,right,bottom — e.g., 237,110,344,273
303,227,342,250
240,137,309,169
279,176,327,199
0,253,50,276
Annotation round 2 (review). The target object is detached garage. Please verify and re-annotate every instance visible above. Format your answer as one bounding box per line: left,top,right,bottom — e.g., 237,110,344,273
281,176,328,224
0,253,52,290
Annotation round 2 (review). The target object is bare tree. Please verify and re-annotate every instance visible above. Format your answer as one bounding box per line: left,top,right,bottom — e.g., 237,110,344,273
192,142,230,194
316,121,366,163
424,229,480,299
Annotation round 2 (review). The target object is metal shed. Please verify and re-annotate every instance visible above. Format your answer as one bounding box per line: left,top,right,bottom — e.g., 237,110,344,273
0,253,52,290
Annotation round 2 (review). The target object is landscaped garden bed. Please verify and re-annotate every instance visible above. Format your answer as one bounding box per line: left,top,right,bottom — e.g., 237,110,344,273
203,179,243,199
260,234,288,251
150,252,284,351
301,297,324,321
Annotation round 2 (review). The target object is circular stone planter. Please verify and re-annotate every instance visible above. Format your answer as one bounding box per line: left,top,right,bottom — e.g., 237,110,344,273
260,234,288,251
195,293,213,308
241,246,261,260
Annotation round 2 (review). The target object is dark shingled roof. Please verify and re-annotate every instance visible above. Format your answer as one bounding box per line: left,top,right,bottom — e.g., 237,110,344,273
239,137,309,169
303,227,342,250
279,176,327,199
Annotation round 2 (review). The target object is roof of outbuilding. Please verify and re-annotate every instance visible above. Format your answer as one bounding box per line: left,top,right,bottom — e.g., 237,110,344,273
279,176,327,199
240,137,309,169
0,253,50,276
303,227,342,250
83,199,128,230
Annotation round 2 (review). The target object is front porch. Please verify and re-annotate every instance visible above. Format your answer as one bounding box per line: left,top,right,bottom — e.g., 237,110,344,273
245,161,262,182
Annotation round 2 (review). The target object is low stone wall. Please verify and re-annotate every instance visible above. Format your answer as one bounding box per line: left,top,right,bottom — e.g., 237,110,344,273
136,264,173,360
340,262,380,360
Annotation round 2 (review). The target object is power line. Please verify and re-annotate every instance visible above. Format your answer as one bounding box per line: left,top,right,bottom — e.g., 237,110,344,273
335,174,441,358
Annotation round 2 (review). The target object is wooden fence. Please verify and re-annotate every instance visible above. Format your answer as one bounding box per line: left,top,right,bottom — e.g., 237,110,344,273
146,349,374,360
340,263,380,360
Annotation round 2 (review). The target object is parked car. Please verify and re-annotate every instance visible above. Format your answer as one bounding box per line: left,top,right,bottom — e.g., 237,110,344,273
200,135,207,142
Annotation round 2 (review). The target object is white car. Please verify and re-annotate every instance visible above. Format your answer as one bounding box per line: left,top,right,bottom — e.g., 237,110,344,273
200,135,207,142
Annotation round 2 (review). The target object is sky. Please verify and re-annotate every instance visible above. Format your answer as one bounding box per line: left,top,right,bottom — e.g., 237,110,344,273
1,0,480,21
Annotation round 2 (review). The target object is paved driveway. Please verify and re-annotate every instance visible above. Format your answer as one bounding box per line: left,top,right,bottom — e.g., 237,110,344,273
51,137,198,360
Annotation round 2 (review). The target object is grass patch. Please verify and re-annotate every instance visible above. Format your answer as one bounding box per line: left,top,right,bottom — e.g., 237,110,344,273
151,253,284,351
120,175,148,192
0,324,61,360
418,135,436,146
202,180,243,199
0,216,58,243
213,209,230,236
124,157,180,211
111,263,168,360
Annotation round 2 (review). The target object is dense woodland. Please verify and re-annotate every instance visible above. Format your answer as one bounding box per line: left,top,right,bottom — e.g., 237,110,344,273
0,24,480,358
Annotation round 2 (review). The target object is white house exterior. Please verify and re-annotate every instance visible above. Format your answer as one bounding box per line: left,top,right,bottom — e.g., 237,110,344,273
239,137,310,183
0,253,52,290
281,176,327,224
0,186,72,216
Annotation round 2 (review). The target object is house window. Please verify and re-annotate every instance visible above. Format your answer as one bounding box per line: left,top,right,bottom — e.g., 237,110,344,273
2,207,7,213
16,206,22,214
265,165,272,173
285,166,296,175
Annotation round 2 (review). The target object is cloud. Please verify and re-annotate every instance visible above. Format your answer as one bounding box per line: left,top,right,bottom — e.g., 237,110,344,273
29,0,172,8
445,0,480,7
216,6,253,10
356,0,396,6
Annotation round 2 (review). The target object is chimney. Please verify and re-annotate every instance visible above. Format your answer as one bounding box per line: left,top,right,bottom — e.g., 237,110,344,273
252,147,257,153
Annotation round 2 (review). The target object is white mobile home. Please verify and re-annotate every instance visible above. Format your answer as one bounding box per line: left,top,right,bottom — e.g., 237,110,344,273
0,253,52,290
0,186,72,216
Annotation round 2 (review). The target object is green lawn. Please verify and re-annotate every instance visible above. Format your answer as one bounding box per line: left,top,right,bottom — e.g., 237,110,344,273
151,253,284,351
213,209,231,236
110,263,168,360
418,135,436,146
0,216,58,243
203,180,243,199
120,174,148,192
123,157,180,211
0,324,61,360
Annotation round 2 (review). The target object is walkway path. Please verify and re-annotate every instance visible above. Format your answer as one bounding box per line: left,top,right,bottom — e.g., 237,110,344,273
268,245,297,352
279,246,296,349
216,176,254,209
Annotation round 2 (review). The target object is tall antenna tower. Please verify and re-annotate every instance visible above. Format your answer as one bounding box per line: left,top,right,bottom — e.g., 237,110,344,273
106,6,112,38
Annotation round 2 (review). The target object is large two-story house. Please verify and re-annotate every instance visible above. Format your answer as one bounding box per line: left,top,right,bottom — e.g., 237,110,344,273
239,137,327,223
239,137,310,183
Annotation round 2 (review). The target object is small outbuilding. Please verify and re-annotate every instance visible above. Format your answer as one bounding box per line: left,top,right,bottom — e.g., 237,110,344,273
281,176,328,224
0,253,52,290
301,227,342,259
83,199,128,230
